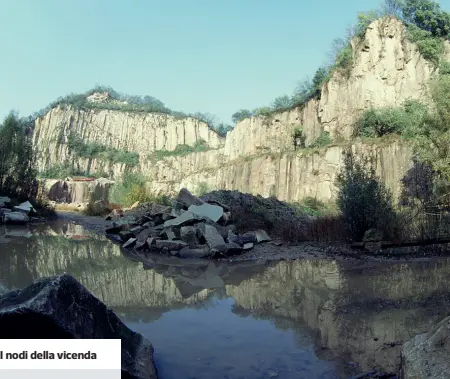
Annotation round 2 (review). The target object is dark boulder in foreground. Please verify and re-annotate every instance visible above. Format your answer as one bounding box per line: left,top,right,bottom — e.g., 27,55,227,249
0,274,158,379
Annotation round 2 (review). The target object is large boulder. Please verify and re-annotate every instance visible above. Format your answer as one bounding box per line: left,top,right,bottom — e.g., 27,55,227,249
401,314,450,379
0,274,158,379
2,211,29,224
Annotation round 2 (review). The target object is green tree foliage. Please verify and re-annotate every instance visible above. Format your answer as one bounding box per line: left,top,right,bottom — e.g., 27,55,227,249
336,150,397,241
108,172,171,207
252,107,272,117
402,0,450,37
311,67,329,97
406,24,444,64
232,109,253,124
0,112,37,197
272,95,292,111
214,123,233,136
354,10,383,37
410,75,450,180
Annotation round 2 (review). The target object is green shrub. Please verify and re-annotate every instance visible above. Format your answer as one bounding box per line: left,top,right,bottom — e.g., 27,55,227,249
151,139,210,160
108,172,171,207
333,43,353,75
309,131,332,148
232,109,253,124
67,132,139,167
439,61,450,75
292,127,306,149
293,197,329,216
108,172,150,207
252,107,272,117
336,150,397,241
409,75,450,180
195,182,210,197
39,164,86,179
353,100,429,138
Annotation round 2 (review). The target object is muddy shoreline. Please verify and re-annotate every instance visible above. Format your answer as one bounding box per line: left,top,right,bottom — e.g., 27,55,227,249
57,211,450,265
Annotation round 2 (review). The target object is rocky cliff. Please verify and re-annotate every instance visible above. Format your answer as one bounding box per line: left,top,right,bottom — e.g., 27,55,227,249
32,17,445,203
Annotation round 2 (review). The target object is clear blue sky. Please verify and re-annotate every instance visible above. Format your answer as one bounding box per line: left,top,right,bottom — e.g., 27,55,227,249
1,0,449,124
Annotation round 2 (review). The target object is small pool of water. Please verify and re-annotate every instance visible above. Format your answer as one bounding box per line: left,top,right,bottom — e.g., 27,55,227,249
1,219,450,378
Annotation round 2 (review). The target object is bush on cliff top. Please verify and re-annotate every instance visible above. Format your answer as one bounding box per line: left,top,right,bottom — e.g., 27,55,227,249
33,86,232,137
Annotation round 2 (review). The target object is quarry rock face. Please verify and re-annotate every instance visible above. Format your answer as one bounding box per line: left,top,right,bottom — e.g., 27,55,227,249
32,17,440,202
41,177,114,205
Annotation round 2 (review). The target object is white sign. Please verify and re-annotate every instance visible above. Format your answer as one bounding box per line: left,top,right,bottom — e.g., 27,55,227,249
0,339,121,370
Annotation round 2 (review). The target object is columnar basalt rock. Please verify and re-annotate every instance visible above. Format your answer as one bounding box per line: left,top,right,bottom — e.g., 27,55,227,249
31,18,442,203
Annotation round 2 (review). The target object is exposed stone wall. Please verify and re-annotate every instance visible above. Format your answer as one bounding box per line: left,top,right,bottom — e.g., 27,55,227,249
32,17,439,202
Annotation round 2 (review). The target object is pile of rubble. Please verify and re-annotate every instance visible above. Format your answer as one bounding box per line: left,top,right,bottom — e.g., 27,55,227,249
0,197,36,225
105,188,272,259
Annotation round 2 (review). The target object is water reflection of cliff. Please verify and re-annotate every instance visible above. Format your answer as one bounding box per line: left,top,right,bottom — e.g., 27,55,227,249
225,259,450,374
2,221,450,375
0,222,213,314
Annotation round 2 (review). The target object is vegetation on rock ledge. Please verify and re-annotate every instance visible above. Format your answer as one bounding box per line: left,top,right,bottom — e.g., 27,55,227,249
67,132,140,167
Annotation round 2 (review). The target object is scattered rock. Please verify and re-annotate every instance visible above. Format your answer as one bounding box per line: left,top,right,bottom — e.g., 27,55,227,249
243,243,254,250
124,201,140,211
105,208,124,221
119,230,134,242
130,226,143,234
188,203,224,223
163,211,204,228
179,245,213,258
0,274,158,379
155,240,188,251
106,188,273,259
363,228,383,242
2,211,29,225
146,237,156,249
176,188,204,207
225,242,243,256
198,224,227,252
123,238,137,248
13,201,35,214
0,196,11,208
160,228,177,240
246,229,272,243
180,226,199,246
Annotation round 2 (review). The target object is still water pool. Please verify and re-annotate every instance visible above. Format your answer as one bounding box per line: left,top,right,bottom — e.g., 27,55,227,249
1,219,450,378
